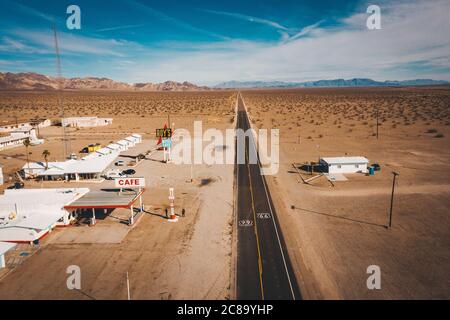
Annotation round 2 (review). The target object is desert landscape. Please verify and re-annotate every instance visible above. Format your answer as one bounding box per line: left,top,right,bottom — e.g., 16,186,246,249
0,86,449,300
0,90,235,178
242,86,450,299
1,0,450,311
0,90,237,299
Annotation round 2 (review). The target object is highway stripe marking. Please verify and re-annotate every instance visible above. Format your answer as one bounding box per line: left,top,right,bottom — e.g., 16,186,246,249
245,128,265,300
239,92,297,300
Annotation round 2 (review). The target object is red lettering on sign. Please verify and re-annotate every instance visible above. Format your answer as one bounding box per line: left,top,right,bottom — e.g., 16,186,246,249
117,179,141,186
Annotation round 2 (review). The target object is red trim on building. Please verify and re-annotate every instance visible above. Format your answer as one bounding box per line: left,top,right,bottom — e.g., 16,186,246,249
3,230,50,244
63,188,146,210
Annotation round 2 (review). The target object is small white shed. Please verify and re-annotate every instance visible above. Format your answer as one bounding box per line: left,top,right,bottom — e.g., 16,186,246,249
320,156,369,174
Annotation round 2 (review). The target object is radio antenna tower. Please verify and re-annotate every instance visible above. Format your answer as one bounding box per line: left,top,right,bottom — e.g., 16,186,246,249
53,24,71,159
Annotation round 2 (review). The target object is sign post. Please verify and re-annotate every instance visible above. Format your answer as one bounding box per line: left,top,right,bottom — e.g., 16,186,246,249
156,127,173,163
162,138,172,163
114,178,146,226
156,128,172,139
168,187,178,222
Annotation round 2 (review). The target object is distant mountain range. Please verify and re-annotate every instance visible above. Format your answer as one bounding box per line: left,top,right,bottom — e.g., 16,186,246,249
214,78,450,89
1,72,448,91
0,72,209,91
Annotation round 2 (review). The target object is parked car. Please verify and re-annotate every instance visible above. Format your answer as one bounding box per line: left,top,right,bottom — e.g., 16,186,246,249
7,182,24,189
372,163,381,171
122,169,136,175
115,160,125,166
104,170,127,180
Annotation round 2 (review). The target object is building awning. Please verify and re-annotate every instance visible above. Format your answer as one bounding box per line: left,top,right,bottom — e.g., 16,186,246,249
64,189,145,210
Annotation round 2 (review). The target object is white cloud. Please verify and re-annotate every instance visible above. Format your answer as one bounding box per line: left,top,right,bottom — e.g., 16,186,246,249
9,29,144,57
3,0,449,84
120,0,450,84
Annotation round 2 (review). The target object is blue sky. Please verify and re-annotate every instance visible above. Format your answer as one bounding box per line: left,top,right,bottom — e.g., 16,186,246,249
0,0,449,85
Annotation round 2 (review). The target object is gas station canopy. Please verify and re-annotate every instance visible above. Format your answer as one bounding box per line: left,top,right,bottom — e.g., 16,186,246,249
64,189,145,210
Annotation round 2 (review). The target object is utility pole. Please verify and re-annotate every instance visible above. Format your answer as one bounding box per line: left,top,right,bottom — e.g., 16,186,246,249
53,24,70,159
388,171,399,228
126,271,131,300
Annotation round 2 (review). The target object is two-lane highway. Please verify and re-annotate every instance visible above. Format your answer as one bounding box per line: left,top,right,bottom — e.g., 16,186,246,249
235,92,301,300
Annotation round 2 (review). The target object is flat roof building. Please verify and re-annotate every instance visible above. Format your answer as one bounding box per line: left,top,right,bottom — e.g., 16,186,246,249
23,151,119,181
116,139,131,150
0,121,31,133
0,127,44,150
21,133,142,181
62,117,113,128
320,156,369,174
0,119,50,133
0,188,90,243
106,143,121,151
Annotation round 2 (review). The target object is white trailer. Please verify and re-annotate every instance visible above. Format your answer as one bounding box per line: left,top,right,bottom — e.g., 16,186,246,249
320,156,369,174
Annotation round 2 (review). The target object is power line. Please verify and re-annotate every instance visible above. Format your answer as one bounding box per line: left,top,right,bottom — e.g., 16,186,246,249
53,24,71,159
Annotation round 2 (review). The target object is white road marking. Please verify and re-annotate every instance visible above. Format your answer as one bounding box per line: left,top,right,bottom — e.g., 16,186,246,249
239,92,297,300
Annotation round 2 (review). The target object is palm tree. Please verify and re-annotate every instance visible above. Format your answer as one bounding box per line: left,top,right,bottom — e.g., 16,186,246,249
42,149,50,170
23,138,31,173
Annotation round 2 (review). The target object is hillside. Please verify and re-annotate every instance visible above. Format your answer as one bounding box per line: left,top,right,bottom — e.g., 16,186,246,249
0,72,209,91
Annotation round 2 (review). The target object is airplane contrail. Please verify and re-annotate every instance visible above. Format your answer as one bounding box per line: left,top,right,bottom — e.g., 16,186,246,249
129,0,230,40
96,24,146,32
201,9,290,31
201,9,323,42
288,20,324,41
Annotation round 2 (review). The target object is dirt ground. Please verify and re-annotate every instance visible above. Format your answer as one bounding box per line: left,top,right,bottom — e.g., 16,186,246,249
0,91,236,300
242,87,450,299
1,87,449,300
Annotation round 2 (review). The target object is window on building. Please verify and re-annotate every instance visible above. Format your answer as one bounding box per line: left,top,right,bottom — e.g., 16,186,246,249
355,164,359,168
337,165,342,169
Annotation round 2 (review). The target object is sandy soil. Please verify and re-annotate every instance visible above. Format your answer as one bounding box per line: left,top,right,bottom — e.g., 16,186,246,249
243,87,450,299
1,87,449,300
0,91,236,300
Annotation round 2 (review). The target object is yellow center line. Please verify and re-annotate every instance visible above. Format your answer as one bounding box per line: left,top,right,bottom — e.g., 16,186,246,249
245,128,265,300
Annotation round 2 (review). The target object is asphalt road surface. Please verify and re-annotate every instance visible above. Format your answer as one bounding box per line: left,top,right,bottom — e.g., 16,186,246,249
235,93,301,300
